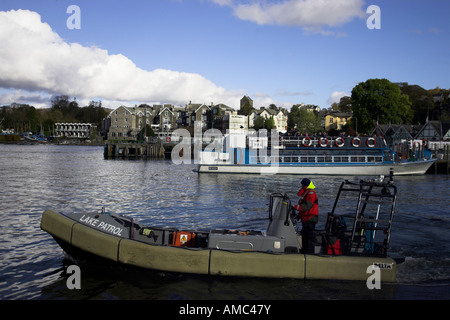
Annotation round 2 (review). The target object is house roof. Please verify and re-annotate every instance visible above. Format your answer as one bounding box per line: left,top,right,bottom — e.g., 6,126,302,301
194,104,210,113
158,105,175,116
327,112,352,118
109,105,135,116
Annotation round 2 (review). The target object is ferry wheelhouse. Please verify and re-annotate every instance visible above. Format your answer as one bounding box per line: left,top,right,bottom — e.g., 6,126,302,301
198,135,435,175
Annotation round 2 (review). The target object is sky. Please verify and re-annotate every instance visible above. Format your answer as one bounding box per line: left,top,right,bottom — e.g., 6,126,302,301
0,0,449,111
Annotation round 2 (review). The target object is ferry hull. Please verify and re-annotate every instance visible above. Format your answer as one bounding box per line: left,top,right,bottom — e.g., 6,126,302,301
198,160,435,176
41,209,397,282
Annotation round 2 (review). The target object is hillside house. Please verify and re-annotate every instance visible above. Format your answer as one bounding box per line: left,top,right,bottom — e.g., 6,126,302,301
324,112,352,131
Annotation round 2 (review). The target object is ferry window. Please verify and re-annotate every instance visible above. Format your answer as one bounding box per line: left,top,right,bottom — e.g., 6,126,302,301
333,150,348,163
366,150,382,156
384,151,393,162
283,150,299,163
292,150,300,162
352,150,365,162
298,150,315,162
258,156,268,164
317,150,332,163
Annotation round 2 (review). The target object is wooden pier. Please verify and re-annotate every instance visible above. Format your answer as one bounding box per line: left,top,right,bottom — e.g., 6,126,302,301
104,142,165,160
428,145,450,174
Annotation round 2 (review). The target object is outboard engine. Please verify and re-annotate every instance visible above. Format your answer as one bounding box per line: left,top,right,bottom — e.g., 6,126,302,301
267,194,300,253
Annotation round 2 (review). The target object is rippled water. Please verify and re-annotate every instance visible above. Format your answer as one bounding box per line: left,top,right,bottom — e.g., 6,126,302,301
0,144,449,300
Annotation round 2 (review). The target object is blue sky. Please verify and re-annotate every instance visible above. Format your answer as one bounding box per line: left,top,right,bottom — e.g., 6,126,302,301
0,0,448,110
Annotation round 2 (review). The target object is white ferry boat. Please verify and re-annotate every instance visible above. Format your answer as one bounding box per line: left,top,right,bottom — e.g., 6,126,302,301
197,136,435,175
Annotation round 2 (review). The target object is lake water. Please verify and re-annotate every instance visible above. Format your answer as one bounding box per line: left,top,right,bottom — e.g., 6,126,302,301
0,144,449,300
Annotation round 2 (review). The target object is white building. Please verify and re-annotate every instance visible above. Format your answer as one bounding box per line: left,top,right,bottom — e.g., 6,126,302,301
55,123,93,138
226,114,248,134
248,107,288,133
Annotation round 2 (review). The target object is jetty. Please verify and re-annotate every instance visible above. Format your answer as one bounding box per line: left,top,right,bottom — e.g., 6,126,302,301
104,141,165,160
428,143,450,174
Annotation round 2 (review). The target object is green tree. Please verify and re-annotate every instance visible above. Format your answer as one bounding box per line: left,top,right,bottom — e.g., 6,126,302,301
137,124,156,141
332,96,353,112
253,116,265,130
51,95,79,122
351,79,413,133
400,84,434,124
76,100,107,124
288,105,322,134
27,106,39,132
264,116,275,130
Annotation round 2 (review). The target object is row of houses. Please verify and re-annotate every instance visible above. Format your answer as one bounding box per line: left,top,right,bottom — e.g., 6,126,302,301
101,97,289,141
371,120,450,146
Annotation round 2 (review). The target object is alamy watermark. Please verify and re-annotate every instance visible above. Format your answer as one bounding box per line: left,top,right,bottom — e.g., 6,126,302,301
367,5,381,30
66,265,81,290
66,5,81,30
66,4,380,31
169,122,280,173
366,264,381,289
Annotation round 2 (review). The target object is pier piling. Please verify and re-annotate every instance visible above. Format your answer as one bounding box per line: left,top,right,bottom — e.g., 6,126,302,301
104,142,165,160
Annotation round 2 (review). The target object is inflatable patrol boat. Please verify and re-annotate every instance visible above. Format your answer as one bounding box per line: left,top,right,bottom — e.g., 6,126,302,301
41,178,400,282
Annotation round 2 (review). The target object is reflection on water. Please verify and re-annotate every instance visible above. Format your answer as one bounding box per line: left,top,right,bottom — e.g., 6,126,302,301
0,144,449,300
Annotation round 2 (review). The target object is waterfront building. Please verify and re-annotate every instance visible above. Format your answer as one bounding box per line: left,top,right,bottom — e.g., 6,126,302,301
105,105,138,140
415,120,450,141
55,123,94,139
211,104,239,132
188,102,211,129
154,104,177,131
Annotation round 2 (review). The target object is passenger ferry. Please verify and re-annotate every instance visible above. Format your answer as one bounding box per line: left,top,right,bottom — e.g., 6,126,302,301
197,135,435,175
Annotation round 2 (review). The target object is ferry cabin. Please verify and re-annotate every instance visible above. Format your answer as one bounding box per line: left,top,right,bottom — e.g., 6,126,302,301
228,137,392,166
245,148,390,166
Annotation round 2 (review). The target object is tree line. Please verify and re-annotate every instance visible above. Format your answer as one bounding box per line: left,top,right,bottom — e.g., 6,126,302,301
333,79,449,134
240,79,449,135
2,79,449,136
1,95,108,135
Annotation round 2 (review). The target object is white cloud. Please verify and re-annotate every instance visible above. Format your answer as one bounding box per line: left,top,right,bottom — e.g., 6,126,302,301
0,9,244,109
327,91,349,106
0,90,50,108
211,0,365,34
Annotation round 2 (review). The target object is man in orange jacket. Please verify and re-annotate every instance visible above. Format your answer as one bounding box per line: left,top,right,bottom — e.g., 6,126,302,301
294,178,319,253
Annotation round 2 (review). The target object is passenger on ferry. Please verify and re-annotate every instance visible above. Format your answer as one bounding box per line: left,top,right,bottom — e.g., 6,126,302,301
294,178,319,253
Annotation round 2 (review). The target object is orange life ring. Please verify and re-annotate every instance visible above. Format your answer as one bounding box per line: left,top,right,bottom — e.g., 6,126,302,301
302,137,312,147
335,137,345,147
319,137,328,147
366,137,376,148
352,137,361,147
